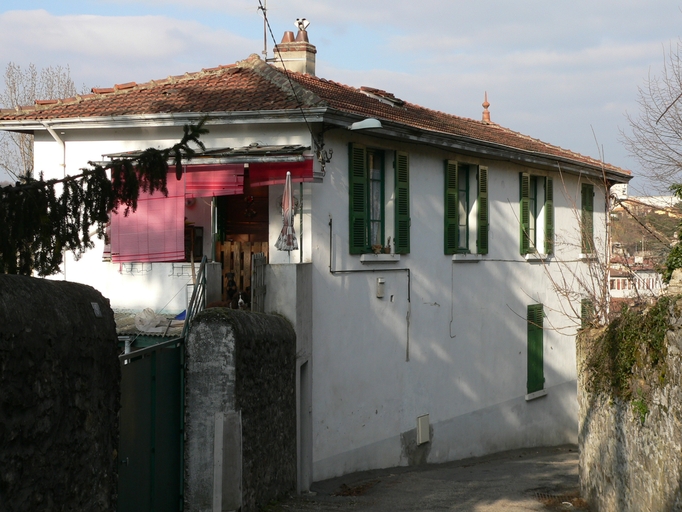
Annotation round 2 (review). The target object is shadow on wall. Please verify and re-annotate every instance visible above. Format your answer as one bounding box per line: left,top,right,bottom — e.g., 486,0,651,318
0,274,120,512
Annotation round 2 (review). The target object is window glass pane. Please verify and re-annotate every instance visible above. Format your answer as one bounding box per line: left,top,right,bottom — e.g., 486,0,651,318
529,176,537,247
371,182,381,221
458,166,468,250
370,220,381,246
367,150,383,249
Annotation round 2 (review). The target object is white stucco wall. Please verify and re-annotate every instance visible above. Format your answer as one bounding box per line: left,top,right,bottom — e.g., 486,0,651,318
31,119,611,482
306,130,608,480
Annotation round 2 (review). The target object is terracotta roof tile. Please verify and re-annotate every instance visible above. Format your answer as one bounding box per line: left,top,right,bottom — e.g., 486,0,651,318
286,71,628,175
0,54,629,177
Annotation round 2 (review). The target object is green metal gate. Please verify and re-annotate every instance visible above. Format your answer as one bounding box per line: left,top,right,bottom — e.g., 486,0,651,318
118,338,184,512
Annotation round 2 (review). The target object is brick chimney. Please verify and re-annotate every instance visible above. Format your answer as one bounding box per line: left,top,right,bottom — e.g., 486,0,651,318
272,20,316,75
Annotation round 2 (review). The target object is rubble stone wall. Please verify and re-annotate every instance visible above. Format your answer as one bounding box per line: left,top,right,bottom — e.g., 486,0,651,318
578,295,682,511
0,274,120,512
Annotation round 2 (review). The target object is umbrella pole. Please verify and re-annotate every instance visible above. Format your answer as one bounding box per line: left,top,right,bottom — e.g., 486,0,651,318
300,182,303,263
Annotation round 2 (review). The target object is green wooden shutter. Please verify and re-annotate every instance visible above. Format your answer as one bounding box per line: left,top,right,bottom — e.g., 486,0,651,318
477,166,489,255
395,151,410,254
581,298,594,328
444,160,458,254
581,183,594,253
527,304,544,394
349,143,367,254
519,172,530,255
544,177,554,254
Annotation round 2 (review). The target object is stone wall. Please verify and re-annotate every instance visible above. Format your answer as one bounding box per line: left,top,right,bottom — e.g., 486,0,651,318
185,308,296,512
578,295,682,511
0,274,120,512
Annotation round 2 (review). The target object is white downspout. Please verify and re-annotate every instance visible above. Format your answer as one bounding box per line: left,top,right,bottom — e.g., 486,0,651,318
41,121,67,279
41,122,66,178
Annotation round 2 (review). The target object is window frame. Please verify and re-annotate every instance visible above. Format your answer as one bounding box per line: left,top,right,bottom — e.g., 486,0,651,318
520,173,554,255
581,183,594,254
349,143,410,255
444,161,488,255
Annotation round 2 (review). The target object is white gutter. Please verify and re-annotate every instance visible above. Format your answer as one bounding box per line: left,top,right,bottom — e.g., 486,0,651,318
2,107,630,183
0,109,329,132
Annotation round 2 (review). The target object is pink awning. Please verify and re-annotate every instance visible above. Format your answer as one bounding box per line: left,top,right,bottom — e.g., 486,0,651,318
110,174,186,263
185,164,244,197
249,158,314,187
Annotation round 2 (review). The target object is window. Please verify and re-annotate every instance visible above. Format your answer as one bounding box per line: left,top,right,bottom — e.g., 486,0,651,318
527,303,544,394
580,298,594,328
349,143,410,254
581,183,594,254
519,173,553,255
444,161,488,254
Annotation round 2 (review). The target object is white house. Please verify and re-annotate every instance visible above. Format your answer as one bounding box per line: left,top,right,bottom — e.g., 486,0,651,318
0,27,630,488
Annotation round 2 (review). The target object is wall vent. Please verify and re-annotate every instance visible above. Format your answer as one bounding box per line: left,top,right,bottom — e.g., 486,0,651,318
417,414,430,445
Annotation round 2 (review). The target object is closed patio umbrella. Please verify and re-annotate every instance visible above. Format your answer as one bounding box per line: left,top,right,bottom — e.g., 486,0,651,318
275,171,298,253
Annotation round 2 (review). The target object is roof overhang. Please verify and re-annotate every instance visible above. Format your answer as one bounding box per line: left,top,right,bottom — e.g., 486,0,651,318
320,110,631,184
0,106,631,184
0,109,329,132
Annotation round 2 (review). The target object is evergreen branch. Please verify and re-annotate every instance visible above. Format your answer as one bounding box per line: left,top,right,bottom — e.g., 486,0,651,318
0,119,208,276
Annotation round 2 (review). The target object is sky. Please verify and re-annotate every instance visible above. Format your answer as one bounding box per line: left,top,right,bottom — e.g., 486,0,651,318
1,1,682,193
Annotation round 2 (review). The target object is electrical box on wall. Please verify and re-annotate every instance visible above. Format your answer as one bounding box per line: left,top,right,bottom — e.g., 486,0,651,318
417,414,430,445
376,277,385,298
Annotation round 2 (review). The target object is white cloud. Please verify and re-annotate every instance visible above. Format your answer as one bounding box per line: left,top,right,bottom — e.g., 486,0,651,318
0,10,259,86
3,0,682,191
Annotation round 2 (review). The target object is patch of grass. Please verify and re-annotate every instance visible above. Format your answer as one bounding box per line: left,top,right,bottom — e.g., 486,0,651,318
632,398,649,425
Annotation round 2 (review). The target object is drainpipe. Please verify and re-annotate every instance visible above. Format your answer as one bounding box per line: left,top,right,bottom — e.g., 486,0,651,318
42,121,67,279
41,121,66,178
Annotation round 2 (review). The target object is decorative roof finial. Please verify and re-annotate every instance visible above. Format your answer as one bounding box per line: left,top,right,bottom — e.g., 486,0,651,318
482,91,491,123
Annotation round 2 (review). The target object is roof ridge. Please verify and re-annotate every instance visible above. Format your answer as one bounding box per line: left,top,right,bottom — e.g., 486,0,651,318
238,54,327,109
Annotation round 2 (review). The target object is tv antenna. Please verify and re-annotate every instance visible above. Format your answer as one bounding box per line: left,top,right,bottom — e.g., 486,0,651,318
258,0,268,58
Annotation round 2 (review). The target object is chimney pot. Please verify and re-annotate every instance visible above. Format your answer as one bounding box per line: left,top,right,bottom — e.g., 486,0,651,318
295,29,309,42
272,21,316,75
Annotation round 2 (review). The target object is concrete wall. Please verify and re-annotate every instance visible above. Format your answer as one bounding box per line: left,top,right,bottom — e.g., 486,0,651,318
264,263,314,491
185,308,297,512
305,129,605,480
578,300,682,511
0,275,119,512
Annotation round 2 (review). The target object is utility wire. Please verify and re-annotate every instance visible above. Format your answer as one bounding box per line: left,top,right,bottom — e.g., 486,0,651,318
256,0,318,149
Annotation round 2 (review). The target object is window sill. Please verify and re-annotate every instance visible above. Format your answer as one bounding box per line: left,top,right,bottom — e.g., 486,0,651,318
525,389,547,401
452,253,486,263
360,254,401,263
579,253,598,262
525,253,550,262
